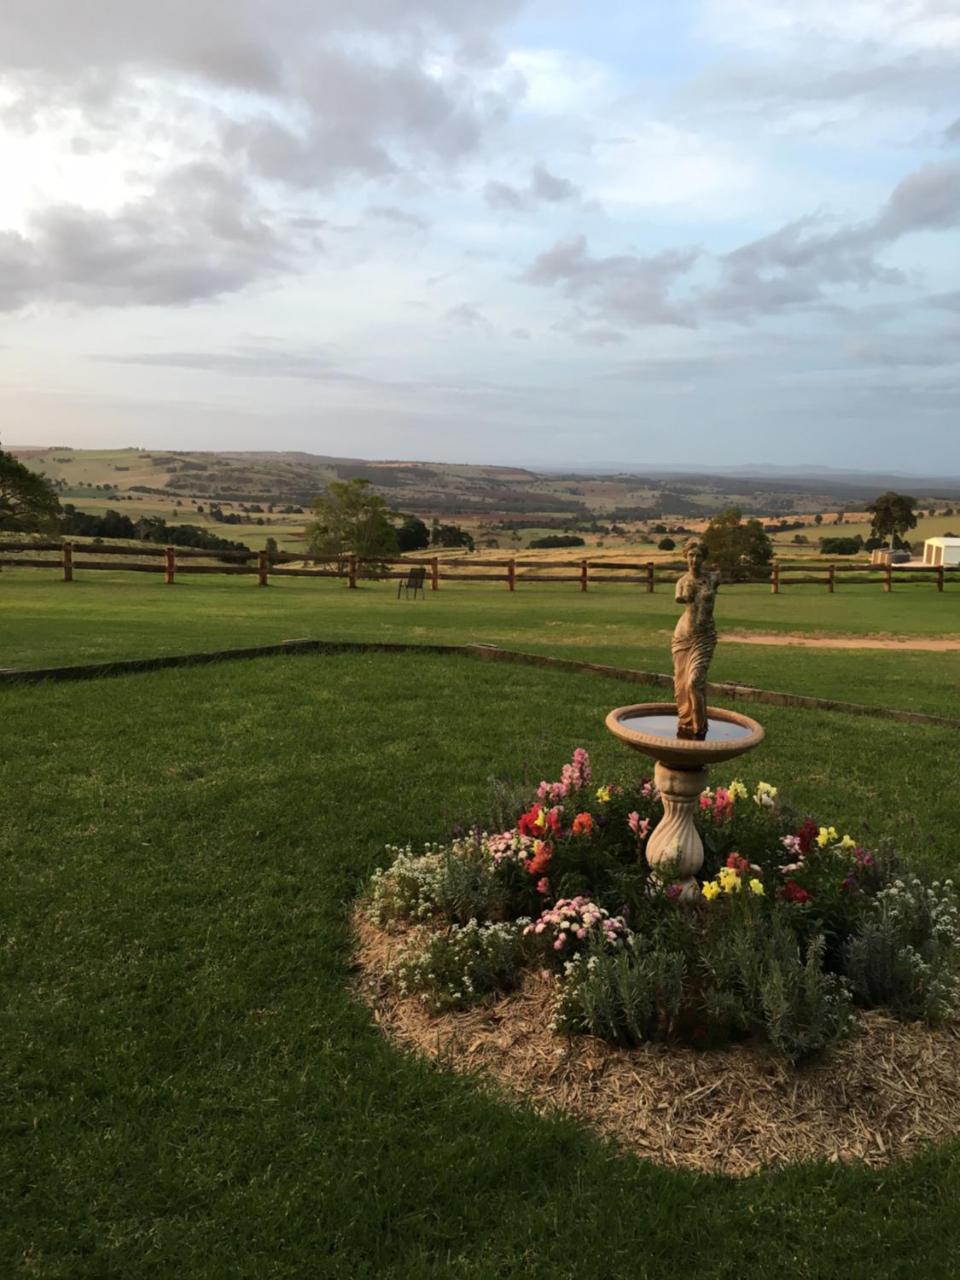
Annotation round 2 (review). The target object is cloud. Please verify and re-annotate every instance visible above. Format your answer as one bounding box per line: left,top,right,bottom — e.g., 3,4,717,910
444,302,493,331
0,163,290,310
850,336,960,367
367,205,430,231
573,327,629,347
520,235,699,328
483,163,583,211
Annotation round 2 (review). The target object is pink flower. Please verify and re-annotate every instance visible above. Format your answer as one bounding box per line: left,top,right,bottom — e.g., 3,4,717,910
628,811,651,840
536,876,551,896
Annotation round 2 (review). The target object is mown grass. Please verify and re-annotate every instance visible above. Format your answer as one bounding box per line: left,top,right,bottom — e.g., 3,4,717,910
3,651,960,1278
2,570,959,715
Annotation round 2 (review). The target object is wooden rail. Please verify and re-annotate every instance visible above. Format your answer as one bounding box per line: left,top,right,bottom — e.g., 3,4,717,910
1,541,958,594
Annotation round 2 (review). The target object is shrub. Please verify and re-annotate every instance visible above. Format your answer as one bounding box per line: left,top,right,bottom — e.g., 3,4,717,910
844,878,960,1023
528,535,586,549
553,938,686,1046
657,537,676,551
391,920,530,1011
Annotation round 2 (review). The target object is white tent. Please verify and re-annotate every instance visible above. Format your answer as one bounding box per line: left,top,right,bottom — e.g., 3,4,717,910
923,537,960,567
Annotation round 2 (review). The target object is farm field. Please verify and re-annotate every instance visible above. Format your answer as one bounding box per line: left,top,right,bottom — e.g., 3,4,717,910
3,650,960,1278
2,570,959,715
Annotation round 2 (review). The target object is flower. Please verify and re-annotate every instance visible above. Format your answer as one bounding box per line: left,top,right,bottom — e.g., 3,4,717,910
596,786,611,804
748,878,765,896
780,834,803,857
796,820,819,854
665,883,684,901
718,866,742,894
838,834,856,851
754,781,778,808
536,876,551,896
701,880,720,901
571,812,593,837
728,779,748,802
781,881,813,904
526,840,554,878
627,811,650,839
816,825,839,848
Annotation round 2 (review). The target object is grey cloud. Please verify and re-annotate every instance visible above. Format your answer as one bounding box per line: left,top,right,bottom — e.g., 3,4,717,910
574,327,629,347
521,235,699,328
367,205,430,231
444,302,492,331
484,164,583,211
850,336,960,367
0,163,289,311
2,2,526,190
927,290,960,311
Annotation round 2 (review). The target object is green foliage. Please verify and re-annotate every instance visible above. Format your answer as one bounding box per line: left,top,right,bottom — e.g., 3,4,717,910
529,534,586,548
394,513,430,552
307,477,399,564
702,507,773,578
0,445,60,531
819,535,864,556
867,491,919,549
657,536,676,551
391,919,530,1011
757,931,854,1063
365,840,529,928
554,937,686,1045
844,878,960,1023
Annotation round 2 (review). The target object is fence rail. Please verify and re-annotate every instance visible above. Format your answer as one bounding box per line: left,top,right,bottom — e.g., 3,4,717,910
1,540,958,594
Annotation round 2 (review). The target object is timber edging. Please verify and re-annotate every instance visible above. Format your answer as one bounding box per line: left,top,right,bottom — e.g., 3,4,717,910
0,639,956,731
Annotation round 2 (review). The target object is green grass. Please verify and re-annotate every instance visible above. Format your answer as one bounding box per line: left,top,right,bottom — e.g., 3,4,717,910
2,570,959,715
3,651,960,1278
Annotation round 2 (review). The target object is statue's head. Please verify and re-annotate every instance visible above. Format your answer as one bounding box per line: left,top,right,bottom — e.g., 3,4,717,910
683,537,705,571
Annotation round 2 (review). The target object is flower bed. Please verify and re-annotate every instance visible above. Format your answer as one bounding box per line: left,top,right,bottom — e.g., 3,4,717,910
363,750,960,1066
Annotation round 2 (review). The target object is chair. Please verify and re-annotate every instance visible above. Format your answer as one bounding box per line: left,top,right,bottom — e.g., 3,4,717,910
397,565,426,599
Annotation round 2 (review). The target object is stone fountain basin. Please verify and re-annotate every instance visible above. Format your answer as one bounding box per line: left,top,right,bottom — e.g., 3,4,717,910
605,702,765,770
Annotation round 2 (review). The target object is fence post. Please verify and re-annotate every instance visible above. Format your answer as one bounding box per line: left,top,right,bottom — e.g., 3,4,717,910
431,556,439,591
827,564,835,594
507,558,516,592
165,546,175,585
348,556,358,589
937,565,945,593
580,559,588,592
771,563,780,595
257,549,269,587
62,541,73,582
884,563,892,593
646,562,654,593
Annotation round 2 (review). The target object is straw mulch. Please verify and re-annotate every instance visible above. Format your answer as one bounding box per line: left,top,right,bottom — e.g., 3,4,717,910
354,913,960,1177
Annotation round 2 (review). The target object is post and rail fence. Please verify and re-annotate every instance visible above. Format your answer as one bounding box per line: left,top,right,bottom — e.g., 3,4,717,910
0,540,957,594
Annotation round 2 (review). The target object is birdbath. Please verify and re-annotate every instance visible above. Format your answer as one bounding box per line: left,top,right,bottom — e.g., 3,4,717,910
604,536,764,899
605,702,764,899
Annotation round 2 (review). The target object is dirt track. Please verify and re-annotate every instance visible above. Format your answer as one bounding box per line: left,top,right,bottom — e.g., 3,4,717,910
721,631,960,652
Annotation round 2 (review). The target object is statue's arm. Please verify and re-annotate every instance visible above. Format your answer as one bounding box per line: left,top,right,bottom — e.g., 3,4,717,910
675,575,693,604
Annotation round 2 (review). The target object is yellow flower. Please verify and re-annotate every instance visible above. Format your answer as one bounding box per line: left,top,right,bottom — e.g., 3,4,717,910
718,867,741,894
701,880,720,901
728,780,748,802
534,809,546,830
749,878,765,896
596,786,611,804
754,782,778,808
816,825,838,848
838,834,856,851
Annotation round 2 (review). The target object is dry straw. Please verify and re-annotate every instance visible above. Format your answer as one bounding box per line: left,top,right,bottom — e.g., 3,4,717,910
355,913,960,1177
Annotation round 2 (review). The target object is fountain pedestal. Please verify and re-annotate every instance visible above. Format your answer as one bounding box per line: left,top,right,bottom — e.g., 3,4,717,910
605,702,764,899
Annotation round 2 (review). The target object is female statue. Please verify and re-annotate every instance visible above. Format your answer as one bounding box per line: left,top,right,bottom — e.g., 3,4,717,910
672,538,720,739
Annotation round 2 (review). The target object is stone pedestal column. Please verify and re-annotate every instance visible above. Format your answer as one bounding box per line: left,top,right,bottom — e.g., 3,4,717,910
645,761,708,900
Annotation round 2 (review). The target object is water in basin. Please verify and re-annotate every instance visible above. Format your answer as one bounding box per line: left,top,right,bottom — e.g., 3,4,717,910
617,713,752,742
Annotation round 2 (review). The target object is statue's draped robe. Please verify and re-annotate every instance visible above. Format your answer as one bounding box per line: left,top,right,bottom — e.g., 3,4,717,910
672,571,717,738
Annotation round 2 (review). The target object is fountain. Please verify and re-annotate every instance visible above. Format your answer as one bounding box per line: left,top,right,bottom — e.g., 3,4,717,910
605,539,764,899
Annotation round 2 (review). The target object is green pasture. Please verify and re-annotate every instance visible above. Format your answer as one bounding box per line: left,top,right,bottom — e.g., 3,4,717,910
2,569,958,715
3,651,960,1278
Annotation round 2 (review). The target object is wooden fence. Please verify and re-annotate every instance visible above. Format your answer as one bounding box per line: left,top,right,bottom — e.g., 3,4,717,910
1,540,959,593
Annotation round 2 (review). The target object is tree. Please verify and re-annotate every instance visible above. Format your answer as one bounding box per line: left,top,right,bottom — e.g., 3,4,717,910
307,478,399,568
814,513,823,526
866,491,918,549
701,508,773,579
0,445,61,531
394,514,430,553
657,536,676,551
435,523,475,551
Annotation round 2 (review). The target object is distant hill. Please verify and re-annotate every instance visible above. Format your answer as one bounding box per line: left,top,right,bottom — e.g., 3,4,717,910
11,446,960,521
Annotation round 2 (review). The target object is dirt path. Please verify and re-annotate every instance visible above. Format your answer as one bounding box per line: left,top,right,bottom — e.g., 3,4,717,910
721,630,960,652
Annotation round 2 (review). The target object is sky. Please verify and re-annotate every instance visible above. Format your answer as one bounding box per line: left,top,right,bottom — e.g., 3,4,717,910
0,0,958,471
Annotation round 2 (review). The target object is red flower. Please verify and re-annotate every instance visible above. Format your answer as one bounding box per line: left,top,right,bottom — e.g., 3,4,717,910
536,877,551,896
571,812,593,837
781,881,813,904
725,852,751,874
796,819,819,855
526,840,554,878
518,804,546,838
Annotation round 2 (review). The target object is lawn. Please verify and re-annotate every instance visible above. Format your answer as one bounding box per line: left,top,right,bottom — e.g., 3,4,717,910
3,650,960,1278
2,570,959,715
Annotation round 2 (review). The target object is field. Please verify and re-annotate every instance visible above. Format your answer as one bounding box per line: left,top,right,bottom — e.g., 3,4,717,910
3,568,960,1277
2,569,959,715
